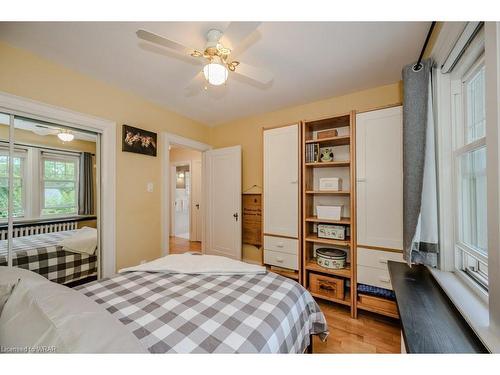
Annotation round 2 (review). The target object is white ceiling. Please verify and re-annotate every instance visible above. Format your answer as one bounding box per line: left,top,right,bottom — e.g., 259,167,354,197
0,22,430,126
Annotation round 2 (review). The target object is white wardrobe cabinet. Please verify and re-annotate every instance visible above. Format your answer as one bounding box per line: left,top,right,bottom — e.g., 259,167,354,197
263,124,300,271
263,124,300,238
356,106,403,250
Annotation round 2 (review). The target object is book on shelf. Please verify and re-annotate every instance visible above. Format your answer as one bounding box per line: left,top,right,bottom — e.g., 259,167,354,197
305,142,319,163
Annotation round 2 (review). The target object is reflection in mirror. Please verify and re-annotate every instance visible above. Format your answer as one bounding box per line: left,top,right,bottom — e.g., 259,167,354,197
0,112,12,220
0,114,100,286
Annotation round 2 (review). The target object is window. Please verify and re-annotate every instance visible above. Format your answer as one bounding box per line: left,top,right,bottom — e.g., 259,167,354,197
0,152,26,219
41,155,79,216
453,58,488,291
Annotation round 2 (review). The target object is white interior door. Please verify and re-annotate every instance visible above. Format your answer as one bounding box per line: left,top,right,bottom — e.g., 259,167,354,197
203,146,242,260
170,166,176,236
190,159,202,242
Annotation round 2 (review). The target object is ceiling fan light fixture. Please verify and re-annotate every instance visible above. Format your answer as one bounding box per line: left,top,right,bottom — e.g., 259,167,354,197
57,130,74,142
203,62,228,86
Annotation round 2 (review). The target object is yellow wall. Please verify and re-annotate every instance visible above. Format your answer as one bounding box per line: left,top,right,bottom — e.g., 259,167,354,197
0,41,209,270
169,147,202,162
209,82,403,192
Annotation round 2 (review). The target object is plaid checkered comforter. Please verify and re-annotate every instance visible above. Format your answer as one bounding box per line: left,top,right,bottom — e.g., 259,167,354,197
77,271,328,353
0,231,97,284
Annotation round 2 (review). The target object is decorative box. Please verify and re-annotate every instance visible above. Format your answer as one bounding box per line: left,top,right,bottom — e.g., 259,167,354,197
319,177,342,191
318,224,345,240
316,129,338,140
315,248,347,270
316,205,342,220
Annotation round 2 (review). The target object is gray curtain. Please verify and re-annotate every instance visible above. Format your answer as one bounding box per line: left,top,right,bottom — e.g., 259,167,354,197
78,152,94,215
402,59,439,267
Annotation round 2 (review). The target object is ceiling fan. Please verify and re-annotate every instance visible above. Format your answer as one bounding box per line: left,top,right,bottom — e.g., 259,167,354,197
32,125,75,142
136,22,273,90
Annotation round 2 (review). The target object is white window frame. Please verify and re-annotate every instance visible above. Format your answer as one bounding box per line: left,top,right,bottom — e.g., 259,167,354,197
431,22,500,352
451,55,489,296
40,153,80,218
0,148,28,219
0,146,82,222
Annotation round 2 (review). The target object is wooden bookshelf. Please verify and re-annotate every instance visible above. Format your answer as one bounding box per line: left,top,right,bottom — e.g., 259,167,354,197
305,135,351,147
304,259,352,278
305,161,350,168
301,112,357,318
305,190,350,195
305,234,351,247
305,216,351,225
309,289,352,306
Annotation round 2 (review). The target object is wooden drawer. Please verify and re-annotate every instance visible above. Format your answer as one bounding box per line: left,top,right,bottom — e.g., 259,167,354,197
357,247,404,270
264,235,298,255
357,264,393,290
264,249,298,270
358,294,399,318
309,273,345,301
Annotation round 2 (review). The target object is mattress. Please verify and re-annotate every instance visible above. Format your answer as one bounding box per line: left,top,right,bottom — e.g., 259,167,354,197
77,271,328,353
0,231,97,284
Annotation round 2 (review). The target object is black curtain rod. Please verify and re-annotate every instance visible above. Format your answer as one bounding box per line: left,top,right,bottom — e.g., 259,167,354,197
414,21,437,71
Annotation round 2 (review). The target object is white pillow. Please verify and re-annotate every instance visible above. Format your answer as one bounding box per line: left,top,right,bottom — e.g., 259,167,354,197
0,267,46,317
0,268,146,353
60,227,97,255
0,282,16,316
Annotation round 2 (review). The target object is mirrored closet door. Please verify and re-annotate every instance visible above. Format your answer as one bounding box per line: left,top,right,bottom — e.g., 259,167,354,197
0,111,101,286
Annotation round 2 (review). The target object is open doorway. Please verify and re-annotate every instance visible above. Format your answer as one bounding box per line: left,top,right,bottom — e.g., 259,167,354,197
169,145,202,253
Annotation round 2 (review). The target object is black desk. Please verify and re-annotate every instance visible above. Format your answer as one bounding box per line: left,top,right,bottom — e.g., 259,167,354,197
388,261,488,353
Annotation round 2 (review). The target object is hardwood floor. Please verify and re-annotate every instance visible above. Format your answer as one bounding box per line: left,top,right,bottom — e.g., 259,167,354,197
169,236,202,254
169,236,401,354
313,301,401,353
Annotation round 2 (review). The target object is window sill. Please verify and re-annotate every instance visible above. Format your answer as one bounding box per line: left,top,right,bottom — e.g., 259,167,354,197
429,268,500,353
0,215,96,229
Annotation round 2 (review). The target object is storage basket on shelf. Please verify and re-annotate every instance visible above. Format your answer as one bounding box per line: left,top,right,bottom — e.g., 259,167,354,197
316,205,343,220
316,248,347,270
309,273,345,300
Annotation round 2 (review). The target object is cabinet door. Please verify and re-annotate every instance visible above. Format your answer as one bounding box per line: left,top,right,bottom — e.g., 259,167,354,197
356,107,403,249
263,124,299,237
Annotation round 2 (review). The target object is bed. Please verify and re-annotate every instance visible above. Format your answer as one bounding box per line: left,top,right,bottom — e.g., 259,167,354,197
76,257,328,353
0,254,327,353
0,230,97,285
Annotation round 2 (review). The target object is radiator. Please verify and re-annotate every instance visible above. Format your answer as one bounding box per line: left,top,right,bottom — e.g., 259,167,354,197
0,221,78,240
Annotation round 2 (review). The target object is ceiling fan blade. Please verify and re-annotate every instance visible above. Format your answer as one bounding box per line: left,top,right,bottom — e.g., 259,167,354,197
136,29,198,56
234,62,273,85
220,22,261,51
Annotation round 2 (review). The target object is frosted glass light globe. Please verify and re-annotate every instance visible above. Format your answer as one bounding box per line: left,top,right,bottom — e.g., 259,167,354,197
203,63,228,86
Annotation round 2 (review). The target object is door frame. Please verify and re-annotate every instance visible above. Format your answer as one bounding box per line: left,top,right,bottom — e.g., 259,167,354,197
161,132,211,255
170,160,191,240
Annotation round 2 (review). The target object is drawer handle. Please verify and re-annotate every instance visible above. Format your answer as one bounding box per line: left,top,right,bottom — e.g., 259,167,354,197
379,277,390,283
318,281,336,291
276,243,285,248
276,257,284,263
